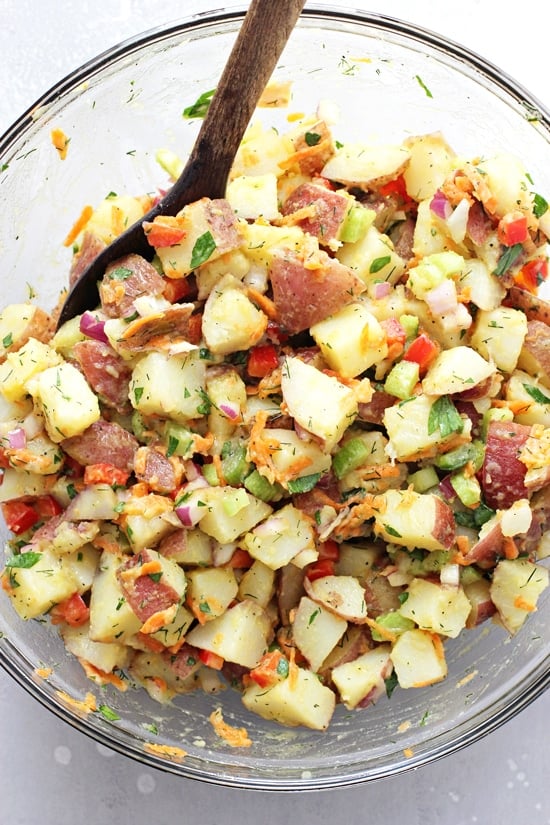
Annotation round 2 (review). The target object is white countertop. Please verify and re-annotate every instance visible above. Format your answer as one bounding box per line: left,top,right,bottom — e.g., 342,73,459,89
1,1,549,822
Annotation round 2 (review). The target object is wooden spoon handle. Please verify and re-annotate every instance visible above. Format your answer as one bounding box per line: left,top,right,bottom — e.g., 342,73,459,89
166,0,307,205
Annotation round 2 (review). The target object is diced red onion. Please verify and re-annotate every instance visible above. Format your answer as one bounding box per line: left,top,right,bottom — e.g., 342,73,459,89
79,311,108,343
373,281,391,299
213,542,238,566
22,412,43,440
183,460,203,482
219,402,240,421
438,475,456,501
7,427,26,450
425,279,457,316
430,189,452,220
175,499,205,527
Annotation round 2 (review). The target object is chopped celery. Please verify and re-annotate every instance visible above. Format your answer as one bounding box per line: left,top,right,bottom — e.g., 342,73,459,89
434,440,485,472
332,437,372,479
339,204,374,243
155,148,185,179
384,359,420,400
370,610,415,641
244,469,283,502
165,422,195,458
407,465,439,493
220,441,251,486
481,406,514,440
450,470,481,507
222,487,249,516
201,463,220,487
399,313,419,340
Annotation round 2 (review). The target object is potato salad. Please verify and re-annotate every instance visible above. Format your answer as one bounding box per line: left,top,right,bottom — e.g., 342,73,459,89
1,106,549,732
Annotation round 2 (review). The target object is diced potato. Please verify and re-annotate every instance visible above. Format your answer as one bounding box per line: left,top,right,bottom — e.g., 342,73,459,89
129,349,206,423
237,560,276,608
0,303,52,363
255,427,332,482
412,200,453,258
321,142,411,188
148,603,195,649
4,547,82,620
422,346,495,396
50,315,87,359
61,623,131,674
64,543,101,593
186,600,270,668
226,173,280,221
281,356,358,450
195,486,272,544
85,194,148,245
402,132,456,201
243,504,316,570
159,527,213,566
129,649,200,700
398,578,471,638
383,393,471,461
3,432,63,475
122,512,179,554
304,574,368,622
517,320,550,390
89,551,142,643
490,558,549,634
390,628,447,689
242,664,335,730
459,258,505,311
470,306,528,374
336,224,405,287
0,337,62,402
335,542,381,579
202,274,267,355
373,489,455,552
241,222,305,270
310,303,388,378
331,644,392,710
476,153,534,219
292,596,348,672
195,249,251,300
186,566,239,622
27,361,100,442
231,123,293,178
506,371,550,427
0,468,53,502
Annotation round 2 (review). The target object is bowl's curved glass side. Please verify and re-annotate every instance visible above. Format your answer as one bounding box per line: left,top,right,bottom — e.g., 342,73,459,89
0,9,549,790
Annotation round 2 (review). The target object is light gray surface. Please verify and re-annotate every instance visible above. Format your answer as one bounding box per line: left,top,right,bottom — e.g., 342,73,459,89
0,1,549,822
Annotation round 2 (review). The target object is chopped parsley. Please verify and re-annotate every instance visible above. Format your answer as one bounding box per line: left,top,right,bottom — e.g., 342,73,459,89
522,383,550,404
428,395,464,438
183,88,216,119
190,230,216,269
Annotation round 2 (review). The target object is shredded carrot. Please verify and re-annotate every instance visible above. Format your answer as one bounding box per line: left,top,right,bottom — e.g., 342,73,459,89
140,604,178,635
79,659,128,691
63,204,93,247
35,666,53,679
403,747,414,758
56,689,97,715
502,536,520,559
365,616,397,643
514,595,536,612
51,127,70,160
287,111,305,122
209,707,252,748
212,454,227,486
246,286,278,320
143,742,187,762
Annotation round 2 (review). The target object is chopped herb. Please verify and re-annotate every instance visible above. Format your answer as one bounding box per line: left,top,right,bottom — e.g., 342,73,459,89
308,607,321,626
98,704,120,722
287,472,322,494
199,347,213,360
398,591,409,605
420,710,430,726
494,243,523,277
199,601,212,614
385,671,399,698
383,524,402,538
428,395,464,438
190,230,217,269
196,388,212,416
533,193,549,218
142,722,159,735
66,482,77,500
109,266,133,281
2,332,13,348
183,88,216,119
370,255,391,274
134,386,144,404
522,383,550,404
415,75,433,98
148,572,163,583
304,131,321,146
5,551,41,569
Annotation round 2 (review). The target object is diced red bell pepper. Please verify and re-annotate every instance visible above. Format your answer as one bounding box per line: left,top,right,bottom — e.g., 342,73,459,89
0,448,11,469
513,256,549,294
197,649,225,670
186,313,203,345
1,500,39,534
83,463,130,487
497,211,529,246
50,593,90,627
317,539,340,562
143,217,186,248
33,494,63,520
377,174,415,208
305,558,335,581
247,343,280,378
403,332,440,375
162,276,193,304
225,548,254,569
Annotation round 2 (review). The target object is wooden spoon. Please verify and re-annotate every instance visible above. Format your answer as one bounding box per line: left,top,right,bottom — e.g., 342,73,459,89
57,0,306,326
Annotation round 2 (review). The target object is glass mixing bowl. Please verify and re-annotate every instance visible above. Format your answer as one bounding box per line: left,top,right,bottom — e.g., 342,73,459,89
0,3,549,791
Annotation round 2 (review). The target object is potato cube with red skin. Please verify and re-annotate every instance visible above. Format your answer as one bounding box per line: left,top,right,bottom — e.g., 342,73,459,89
292,596,348,672
390,628,447,689
481,420,530,509
517,320,550,389
331,644,393,710
398,578,472,638
373,489,456,552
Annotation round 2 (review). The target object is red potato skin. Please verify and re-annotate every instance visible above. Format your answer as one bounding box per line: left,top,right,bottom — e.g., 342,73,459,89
281,183,350,247
432,497,457,551
481,420,530,509
462,520,505,569
116,549,181,623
